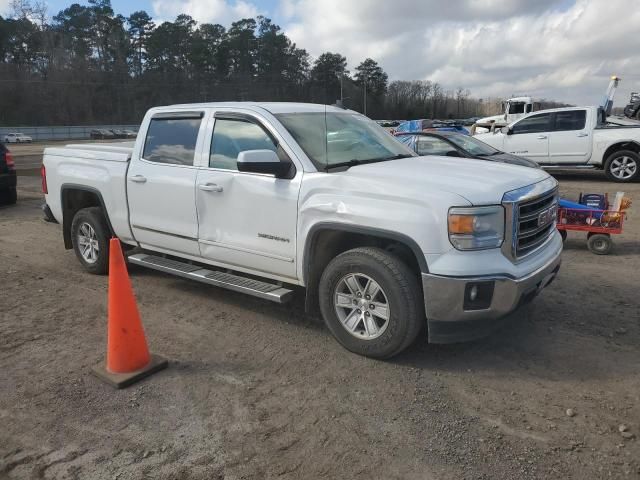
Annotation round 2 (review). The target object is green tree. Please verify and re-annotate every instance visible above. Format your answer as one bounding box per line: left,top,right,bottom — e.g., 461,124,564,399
354,58,388,97
127,10,154,76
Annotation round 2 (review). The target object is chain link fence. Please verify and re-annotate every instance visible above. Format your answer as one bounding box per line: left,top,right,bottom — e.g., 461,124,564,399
0,125,140,142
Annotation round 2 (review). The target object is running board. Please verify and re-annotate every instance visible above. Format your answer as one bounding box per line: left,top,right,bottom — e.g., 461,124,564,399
127,253,294,303
541,165,597,170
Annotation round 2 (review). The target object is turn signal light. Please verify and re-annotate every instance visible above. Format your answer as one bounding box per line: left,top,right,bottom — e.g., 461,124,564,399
41,164,48,194
448,214,474,234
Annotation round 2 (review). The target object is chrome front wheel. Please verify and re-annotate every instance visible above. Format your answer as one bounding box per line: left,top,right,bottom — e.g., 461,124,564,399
334,273,390,340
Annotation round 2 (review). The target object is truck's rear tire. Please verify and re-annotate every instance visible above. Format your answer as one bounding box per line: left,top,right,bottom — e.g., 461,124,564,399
318,247,424,359
604,150,640,182
71,207,111,274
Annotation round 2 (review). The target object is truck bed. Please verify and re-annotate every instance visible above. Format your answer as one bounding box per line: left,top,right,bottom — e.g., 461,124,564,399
44,142,134,162
43,141,134,243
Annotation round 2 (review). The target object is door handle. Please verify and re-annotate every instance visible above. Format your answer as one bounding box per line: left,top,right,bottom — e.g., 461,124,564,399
199,183,223,193
129,175,147,183
577,132,589,137
536,135,547,140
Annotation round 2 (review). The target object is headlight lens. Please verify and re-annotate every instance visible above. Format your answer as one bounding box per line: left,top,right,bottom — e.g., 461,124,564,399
448,206,505,250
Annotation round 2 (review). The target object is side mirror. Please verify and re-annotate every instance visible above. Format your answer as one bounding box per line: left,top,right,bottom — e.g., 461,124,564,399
237,149,293,178
500,126,511,135
445,150,462,157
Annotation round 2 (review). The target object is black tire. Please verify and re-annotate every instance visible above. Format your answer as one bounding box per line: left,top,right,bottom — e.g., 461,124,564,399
587,233,612,255
318,247,424,359
559,229,567,243
604,149,640,183
70,206,111,274
0,187,17,205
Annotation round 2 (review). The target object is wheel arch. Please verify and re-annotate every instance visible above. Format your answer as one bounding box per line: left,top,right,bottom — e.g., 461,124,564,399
60,184,114,249
602,141,640,166
302,222,428,313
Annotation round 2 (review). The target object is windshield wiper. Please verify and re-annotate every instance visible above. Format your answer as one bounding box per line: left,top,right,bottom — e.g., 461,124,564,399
324,154,412,172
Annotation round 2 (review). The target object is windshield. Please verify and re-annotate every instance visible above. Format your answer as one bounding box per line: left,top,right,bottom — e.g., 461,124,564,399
508,102,527,114
445,134,500,156
275,112,415,170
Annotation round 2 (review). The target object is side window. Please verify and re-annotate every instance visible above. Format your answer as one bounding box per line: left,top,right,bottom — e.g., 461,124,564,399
511,113,551,135
553,110,586,131
210,118,277,170
142,117,202,165
415,137,457,156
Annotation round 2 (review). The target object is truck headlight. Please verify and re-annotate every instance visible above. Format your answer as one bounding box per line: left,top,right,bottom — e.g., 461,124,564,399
448,206,505,250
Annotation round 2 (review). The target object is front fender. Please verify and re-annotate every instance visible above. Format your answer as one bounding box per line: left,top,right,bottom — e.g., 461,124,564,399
296,176,467,283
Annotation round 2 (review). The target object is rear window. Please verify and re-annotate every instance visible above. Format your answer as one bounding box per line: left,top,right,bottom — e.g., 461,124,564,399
142,116,202,166
554,110,586,131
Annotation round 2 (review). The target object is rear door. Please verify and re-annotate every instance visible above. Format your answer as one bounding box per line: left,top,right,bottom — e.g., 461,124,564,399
194,110,302,281
503,112,552,163
547,109,591,164
127,110,206,256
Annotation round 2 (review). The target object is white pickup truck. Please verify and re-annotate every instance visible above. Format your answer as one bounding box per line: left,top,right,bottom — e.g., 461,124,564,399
476,106,640,182
42,102,562,358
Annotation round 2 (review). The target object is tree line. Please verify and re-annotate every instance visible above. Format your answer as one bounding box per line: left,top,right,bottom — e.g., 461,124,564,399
0,0,566,126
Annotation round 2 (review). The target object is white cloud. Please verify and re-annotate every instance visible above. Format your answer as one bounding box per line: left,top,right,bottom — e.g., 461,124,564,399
0,0,12,16
151,0,261,26
281,0,640,106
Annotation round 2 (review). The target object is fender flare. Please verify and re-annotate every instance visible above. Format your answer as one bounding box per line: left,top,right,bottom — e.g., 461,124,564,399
302,222,429,284
60,184,115,249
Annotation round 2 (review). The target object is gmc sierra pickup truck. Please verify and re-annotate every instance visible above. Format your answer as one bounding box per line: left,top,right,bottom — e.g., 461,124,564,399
475,106,640,183
42,102,562,358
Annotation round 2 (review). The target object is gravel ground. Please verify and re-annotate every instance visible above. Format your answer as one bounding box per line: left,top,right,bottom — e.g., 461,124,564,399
1,173,639,479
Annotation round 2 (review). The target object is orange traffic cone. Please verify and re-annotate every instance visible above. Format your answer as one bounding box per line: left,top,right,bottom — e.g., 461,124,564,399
92,238,167,388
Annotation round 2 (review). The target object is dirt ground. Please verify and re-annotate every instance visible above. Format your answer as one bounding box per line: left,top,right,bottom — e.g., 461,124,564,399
1,173,639,479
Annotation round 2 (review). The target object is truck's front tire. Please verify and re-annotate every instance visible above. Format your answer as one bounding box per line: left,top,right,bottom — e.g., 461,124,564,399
71,207,110,274
318,247,424,359
604,150,639,182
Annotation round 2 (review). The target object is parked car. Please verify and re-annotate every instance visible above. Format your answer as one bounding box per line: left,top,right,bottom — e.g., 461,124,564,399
0,142,17,204
3,132,33,143
122,129,138,138
110,129,128,139
42,102,561,359
395,131,540,168
90,129,116,140
394,119,469,135
476,106,640,182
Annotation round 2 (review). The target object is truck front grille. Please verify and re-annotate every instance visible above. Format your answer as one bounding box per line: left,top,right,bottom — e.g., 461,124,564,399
515,190,558,258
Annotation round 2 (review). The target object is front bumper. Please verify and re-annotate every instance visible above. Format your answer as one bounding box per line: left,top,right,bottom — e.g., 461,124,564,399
422,249,562,343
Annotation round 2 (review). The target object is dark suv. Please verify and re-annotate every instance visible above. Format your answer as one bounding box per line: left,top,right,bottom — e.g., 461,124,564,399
0,142,17,204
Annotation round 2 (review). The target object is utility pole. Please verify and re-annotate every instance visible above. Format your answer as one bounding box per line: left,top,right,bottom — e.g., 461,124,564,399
363,76,367,116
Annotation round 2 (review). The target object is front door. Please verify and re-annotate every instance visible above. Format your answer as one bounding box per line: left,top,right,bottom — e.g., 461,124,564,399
128,111,206,256
503,112,552,163
195,112,301,280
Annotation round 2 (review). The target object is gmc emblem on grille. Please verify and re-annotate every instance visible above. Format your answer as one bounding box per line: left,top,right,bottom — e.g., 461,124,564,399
537,205,558,228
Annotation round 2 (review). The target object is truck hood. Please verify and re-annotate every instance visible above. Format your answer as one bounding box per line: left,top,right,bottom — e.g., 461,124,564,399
477,114,506,124
345,156,552,205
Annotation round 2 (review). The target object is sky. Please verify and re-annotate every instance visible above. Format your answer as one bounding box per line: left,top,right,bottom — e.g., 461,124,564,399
4,0,639,107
